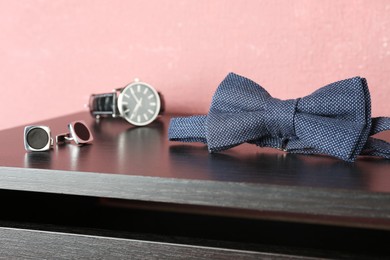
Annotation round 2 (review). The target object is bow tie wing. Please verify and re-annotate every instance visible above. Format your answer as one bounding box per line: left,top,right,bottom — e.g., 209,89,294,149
209,73,271,113
292,77,372,161
206,111,269,152
298,77,370,119
205,73,272,151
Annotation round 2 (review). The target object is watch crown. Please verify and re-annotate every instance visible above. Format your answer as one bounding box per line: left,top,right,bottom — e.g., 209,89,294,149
134,78,140,82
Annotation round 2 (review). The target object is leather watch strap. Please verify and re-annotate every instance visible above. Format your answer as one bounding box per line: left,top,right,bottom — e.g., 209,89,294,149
157,92,165,115
89,93,118,116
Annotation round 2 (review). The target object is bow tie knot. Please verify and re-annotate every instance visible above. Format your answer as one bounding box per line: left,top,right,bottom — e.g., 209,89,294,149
263,98,298,139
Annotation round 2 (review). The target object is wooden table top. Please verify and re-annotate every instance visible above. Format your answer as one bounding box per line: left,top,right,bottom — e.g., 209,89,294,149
1,111,390,230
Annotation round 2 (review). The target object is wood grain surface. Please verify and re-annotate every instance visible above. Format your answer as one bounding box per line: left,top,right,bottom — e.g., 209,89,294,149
1,112,390,258
2,227,310,260
0,112,390,230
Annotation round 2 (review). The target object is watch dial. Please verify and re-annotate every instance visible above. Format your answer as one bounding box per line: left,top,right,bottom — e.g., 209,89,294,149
118,82,161,126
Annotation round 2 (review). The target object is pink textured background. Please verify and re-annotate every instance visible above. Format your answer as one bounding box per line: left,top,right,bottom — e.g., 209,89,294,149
1,0,390,130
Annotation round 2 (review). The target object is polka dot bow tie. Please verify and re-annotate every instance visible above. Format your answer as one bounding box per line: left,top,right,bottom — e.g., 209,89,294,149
168,73,390,162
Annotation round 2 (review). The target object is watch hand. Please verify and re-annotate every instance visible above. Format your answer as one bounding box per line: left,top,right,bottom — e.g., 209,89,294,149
133,98,143,114
131,89,141,104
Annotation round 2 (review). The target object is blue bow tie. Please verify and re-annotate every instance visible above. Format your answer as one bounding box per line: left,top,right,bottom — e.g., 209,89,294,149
168,73,390,162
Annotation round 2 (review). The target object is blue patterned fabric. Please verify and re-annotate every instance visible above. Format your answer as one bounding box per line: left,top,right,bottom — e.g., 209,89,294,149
168,73,390,162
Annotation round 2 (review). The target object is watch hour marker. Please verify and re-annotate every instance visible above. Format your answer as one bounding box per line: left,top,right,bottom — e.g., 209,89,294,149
124,94,130,98
150,102,156,106
143,88,148,94
137,115,141,123
148,95,154,99
143,113,149,120
130,88,135,95
124,108,130,114
148,109,154,114
130,113,135,119
137,85,141,92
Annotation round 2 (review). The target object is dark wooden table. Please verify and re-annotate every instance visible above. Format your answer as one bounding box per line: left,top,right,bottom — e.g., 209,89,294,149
1,112,389,259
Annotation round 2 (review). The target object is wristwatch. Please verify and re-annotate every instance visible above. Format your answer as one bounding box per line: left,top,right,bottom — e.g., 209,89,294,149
89,79,164,126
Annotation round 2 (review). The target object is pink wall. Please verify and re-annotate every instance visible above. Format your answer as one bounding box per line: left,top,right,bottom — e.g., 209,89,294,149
1,0,390,130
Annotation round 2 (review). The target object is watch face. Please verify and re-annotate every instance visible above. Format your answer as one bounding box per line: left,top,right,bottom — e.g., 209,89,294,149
117,81,161,126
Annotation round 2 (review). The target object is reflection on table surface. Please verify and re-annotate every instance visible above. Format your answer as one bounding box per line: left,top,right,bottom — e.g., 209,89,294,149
0,111,388,193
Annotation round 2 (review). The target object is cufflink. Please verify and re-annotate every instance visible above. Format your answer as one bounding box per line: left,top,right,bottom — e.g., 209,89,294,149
56,120,93,145
24,126,54,152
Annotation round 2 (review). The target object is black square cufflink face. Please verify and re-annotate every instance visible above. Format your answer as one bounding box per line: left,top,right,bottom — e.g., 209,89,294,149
56,120,93,145
24,126,54,152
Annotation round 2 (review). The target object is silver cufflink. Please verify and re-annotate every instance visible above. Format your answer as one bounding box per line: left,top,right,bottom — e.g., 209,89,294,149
56,120,94,145
24,126,54,152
